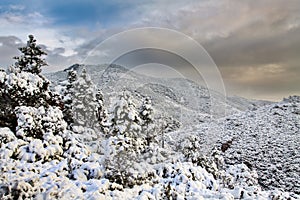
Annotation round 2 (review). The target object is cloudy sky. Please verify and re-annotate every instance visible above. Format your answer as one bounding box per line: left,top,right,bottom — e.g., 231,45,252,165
0,0,299,101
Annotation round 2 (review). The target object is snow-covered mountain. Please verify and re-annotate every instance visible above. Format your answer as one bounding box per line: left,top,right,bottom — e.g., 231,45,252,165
46,64,272,127
2,36,298,199
45,64,300,196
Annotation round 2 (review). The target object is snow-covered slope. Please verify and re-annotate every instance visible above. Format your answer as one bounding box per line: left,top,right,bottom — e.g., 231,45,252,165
221,96,300,194
45,64,300,196
46,64,271,127
166,96,300,195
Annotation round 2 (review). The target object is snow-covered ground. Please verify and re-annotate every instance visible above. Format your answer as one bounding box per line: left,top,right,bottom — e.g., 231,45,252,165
1,123,298,199
221,96,300,194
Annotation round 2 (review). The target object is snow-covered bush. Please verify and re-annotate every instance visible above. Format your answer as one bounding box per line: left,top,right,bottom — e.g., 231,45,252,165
0,127,16,148
159,115,181,134
224,164,258,189
0,106,66,162
141,141,174,165
0,137,98,199
72,125,102,153
137,162,224,199
5,71,50,105
283,95,300,103
15,106,66,140
220,164,264,199
0,71,55,130
103,134,149,187
178,135,225,180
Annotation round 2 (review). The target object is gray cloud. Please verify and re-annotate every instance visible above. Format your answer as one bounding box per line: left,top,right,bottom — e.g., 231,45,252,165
130,0,300,100
1,0,299,100
203,24,300,98
0,36,23,68
197,1,300,100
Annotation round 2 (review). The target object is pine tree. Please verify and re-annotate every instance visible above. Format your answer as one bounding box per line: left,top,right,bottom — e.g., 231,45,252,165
72,68,98,128
13,35,47,74
0,35,57,132
109,91,142,137
157,115,181,148
63,70,77,126
104,92,147,186
140,97,154,145
96,88,108,133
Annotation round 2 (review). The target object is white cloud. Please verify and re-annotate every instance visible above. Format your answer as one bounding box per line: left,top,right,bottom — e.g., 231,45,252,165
9,4,25,11
28,28,84,54
0,10,90,71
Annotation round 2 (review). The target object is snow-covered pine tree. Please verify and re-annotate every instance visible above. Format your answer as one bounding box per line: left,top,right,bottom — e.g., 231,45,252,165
13,35,47,74
0,34,70,159
72,68,98,128
109,91,142,138
96,88,109,133
156,115,181,148
61,68,107,152
0,35,57,132
104,92,147,186
140,97,154,145
63,70,77,126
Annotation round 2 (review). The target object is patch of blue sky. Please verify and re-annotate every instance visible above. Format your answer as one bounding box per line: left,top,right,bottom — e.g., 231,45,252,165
1,0,139,29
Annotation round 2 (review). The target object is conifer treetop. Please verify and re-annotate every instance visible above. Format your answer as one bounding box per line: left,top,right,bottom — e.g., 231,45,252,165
13,34,47,74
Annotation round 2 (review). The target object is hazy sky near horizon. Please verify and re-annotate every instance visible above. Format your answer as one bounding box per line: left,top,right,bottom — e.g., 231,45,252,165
0,0,299,101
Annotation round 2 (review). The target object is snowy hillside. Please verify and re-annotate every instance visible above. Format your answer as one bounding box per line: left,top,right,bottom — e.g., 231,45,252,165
221,96,300,194
167,96,300,195
46,64,272,126
45,64,300,196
